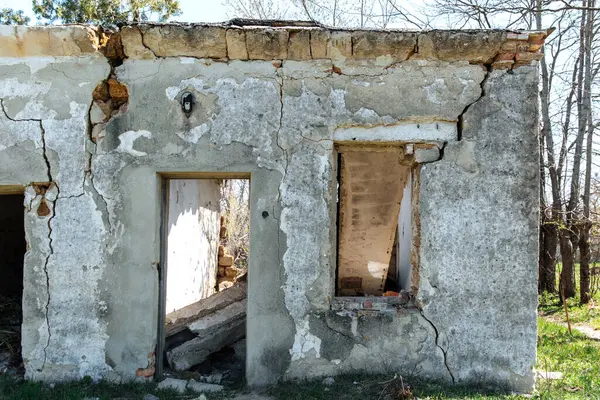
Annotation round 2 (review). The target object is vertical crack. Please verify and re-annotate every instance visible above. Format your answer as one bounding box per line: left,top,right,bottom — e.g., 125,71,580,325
85,56,123,234
85,98,113,232
420,310,455,383
275,75,289,203
0,99,57,373
138,27,159,58
39,121,52,182
274,75,288,285
39,120,58,373
457,66,490,141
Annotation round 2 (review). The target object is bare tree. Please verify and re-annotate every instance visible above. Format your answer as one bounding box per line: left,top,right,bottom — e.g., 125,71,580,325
428,1,600,305
223,0,296,19
220,180,250,269
578,0,598,304
222,0,429,28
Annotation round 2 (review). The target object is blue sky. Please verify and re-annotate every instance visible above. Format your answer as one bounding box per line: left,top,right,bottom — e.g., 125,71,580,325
0,0,231,23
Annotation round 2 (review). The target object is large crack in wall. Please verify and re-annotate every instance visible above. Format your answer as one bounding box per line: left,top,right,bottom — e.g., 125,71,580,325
0,99,56,373
412,65,490,383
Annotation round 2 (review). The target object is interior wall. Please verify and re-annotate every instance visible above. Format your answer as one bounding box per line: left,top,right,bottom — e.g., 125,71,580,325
337,149,411,296
0,194,25,299
166,179,221,313
397,172,413,291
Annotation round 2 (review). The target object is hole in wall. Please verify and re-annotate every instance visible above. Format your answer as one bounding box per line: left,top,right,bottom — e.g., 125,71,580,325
335,146,415,298
161,178,249,385
0,192,26,376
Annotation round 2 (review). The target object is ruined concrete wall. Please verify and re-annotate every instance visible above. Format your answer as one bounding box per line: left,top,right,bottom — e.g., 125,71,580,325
0,26,111,381
417,67,540,390
0,24,543,391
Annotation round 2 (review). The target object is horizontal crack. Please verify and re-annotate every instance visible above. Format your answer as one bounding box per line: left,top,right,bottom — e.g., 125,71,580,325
0,98,42,123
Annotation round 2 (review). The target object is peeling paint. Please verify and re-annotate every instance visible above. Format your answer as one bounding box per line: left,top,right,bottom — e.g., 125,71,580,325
165,77,205,101
116,130,151,157
290,319,322,361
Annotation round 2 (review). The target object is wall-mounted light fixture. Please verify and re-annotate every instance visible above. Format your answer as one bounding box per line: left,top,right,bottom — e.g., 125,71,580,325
181,92,194,117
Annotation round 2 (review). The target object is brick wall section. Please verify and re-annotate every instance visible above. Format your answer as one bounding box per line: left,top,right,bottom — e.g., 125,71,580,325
337,150,410,296
0,25,550,70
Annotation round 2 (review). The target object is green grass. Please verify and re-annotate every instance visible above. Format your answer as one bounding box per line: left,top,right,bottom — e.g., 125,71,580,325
539,292,600,330
0,377,231,400
535,318,600,399
538,263,600,330
0,319,598,399
259,375,524,399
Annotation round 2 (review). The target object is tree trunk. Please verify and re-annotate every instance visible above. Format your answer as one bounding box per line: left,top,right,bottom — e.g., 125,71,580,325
535,0,558,295
540,215,558,293
579,0,595,304
580,222,591,304
560,230,576,299
561,0,591,300
539,222,545,294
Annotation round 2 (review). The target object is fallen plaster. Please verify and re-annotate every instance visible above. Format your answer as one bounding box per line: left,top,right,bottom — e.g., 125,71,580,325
116,130,151,157
290,319,322,361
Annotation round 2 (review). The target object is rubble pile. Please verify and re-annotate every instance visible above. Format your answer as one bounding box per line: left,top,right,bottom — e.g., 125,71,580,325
164,282,247,378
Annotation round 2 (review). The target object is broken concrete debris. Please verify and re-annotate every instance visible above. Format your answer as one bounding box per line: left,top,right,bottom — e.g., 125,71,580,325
166,283,247,372
157,377,187,393
187,379,224,393
322,377,335,386
536,371,564,380
157,376,224,393
166,283,247,329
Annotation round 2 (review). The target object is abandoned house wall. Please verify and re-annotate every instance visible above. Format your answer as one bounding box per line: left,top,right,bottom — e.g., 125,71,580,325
0,24,544,392
166,179,220,313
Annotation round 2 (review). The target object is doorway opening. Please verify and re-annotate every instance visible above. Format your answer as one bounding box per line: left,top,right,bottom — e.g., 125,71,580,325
159,177,250,385
0,190,26,376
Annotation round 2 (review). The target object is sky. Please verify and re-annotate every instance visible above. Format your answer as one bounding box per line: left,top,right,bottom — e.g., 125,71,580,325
0,0,232,23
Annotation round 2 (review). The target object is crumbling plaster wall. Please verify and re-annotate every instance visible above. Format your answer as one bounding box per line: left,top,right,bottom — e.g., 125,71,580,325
0,24,542,392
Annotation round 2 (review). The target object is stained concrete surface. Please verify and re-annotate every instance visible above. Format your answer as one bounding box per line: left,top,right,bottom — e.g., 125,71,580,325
0,24,543,392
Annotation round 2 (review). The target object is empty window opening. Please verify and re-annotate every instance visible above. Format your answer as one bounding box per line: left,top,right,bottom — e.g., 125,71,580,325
336,147,414,297
161,178,249,384
0,192,26,376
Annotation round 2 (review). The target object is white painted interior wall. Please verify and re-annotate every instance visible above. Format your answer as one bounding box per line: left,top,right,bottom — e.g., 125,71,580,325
166,179,220,313
397,171,412,291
